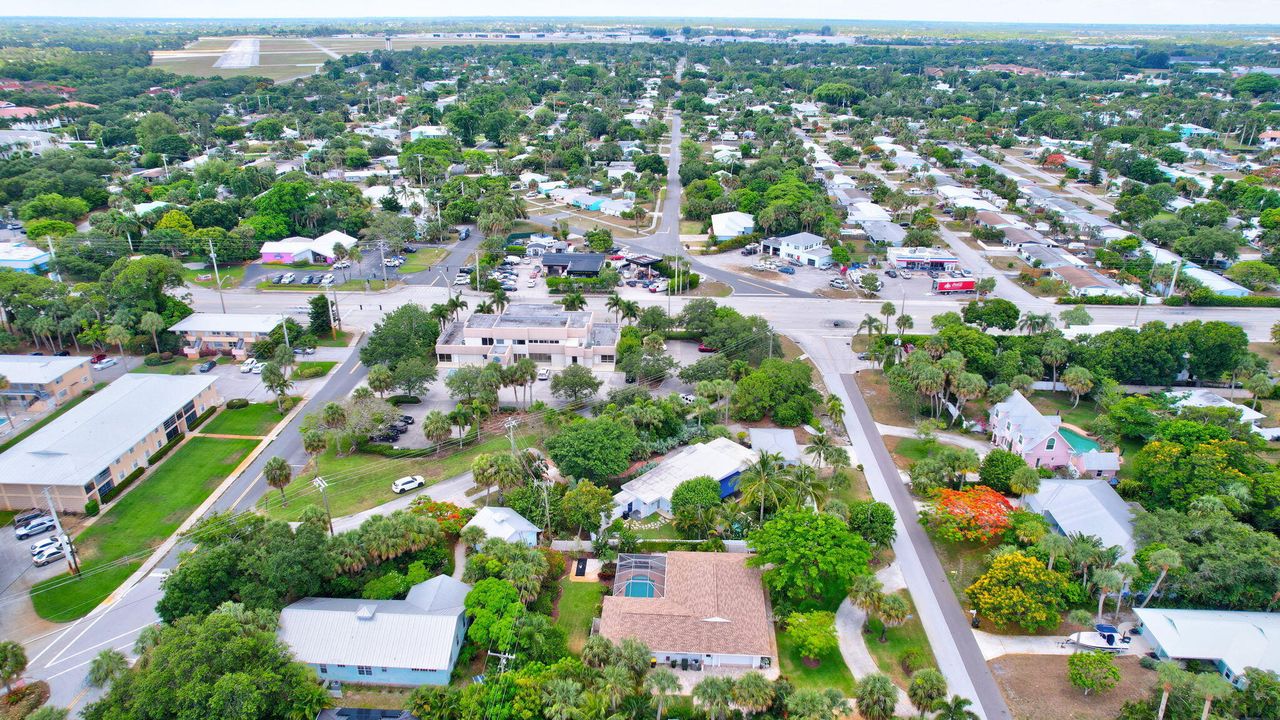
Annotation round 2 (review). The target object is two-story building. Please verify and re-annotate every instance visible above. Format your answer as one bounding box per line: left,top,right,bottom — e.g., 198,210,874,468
988,391,1119,479
761,232,832,268
435,304,619,371
0,374,218,511
0,355,93,413
169,313,285,360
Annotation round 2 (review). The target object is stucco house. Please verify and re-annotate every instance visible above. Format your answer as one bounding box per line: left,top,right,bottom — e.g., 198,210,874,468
278,575,470,687
463,506,539,546
259,230,357,265
761,232,832,268
989,391,1118,479
169,313,285,360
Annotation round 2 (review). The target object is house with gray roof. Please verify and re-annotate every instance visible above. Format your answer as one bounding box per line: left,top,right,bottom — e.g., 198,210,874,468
1023,479,1136,561
278,575,470,687
463,506,540,546
988,391,1072,470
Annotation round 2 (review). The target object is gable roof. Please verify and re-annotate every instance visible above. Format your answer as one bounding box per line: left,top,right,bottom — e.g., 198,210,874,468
616,438,757,505
1023,479,1136,560
598,552,776,658
989,390,1061,449
278,575,469,670
1134,608,1280,677
463,506,539,542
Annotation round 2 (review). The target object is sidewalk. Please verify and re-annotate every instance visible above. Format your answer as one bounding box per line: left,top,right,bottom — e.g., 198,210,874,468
833,564,916,717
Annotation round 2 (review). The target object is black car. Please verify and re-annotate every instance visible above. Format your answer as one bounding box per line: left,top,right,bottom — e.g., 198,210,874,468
403,246,417,253
927,271,940,279
272,274,284,284
399,415,415,425
54,350,70,356
885,269,899,278
197,360,217,373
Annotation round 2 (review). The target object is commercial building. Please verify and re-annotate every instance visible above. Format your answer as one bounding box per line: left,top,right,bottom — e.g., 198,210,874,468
435,304,619,371
760,232,832,267
462,506,540,546
0,243,51,274
0,355,93,413
540,253,607,277
169,313,285,360
598,552,777,671
0,374,218,511
259,230,357,265
1134,608,1280,688
710,211,755,238
612,437,757,519
279,575,470,687
885,246,959,270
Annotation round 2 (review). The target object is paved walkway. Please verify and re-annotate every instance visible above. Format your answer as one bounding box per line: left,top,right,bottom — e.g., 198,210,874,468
451,542,466,581
834,565,916,717
973,623,1153,661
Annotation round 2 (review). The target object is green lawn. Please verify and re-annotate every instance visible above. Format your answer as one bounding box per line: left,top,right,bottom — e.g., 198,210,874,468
864,590,938,687
1028,391,1099,430
399,247,448,273
182,264,248,289
130,356,231,375
31,436,257,621
933,538,995,607
334,279,396,292
0,384,105,454
0,510,15,526
893,437,935,463
630,514,684,540
555,577,605,655
295,361,338,379
776,625,857,695
200,402,285,436
260,434,535,521
315,330,353,347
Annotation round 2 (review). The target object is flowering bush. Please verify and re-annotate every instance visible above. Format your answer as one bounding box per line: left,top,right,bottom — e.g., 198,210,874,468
923,485,1013,543
410,499,475,537
966,551,1069,632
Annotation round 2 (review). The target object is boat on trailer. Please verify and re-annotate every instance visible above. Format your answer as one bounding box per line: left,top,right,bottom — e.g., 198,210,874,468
1066,624,1131,653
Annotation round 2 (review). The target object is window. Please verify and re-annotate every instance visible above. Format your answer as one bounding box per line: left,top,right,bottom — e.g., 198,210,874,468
599,355,615,364
318,664,328,673
437,354,452,363
157,439,163,449
83,482,95,495
1045,438,1056,451
357,666,373,676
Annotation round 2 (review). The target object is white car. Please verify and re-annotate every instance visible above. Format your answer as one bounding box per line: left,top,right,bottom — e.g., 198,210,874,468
526,278,536,288
281,273,295,284
29,536,64,555
252,364,263,374
332,260,350,270
391,475,426,494
829,278,850,290
537,367,551,381
320,274,334,284
454,274,469,285
91,357,118,371
239,360,258,373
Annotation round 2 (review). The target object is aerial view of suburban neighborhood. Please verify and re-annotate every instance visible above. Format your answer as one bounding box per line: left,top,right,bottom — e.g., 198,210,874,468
2,4,1280,719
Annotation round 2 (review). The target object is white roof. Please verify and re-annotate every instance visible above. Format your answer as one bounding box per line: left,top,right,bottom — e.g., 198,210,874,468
989,390,1060,448
1135,608,1280,677
463,506,539,542
1170,388,1266,424
1023,479,1135,561
0,355,89,384
749,428,801,465
616,438,757,505
169,313,285,334
1181,267,1250,296
711,211,754,237
0,244,50,263
278,575,469,671
0,374,216,486
260,230,356,258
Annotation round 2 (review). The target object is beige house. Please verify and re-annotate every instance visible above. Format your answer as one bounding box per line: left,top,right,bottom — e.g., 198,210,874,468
0,374,219,512
435,304,619,371
0,355,93,413
169,313,286,360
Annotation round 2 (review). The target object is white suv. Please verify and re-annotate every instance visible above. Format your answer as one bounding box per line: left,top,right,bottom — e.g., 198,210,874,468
391,475,426,494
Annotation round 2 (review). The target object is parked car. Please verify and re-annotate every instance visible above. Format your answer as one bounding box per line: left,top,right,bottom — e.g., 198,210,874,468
857,352,871,360
697,344,717,353
391,475,426,494
537,367,551,381
900,270,913,279
271,274,284,284
403,246,417,254
829,278,850,290
961,268,973,277
90,353,107,364
399,415,415,425
29,536,63,556
240,360,258,373
281,273,296,284
778,266,795,275
301,274,313,284
16,515,56,540
885,269,899,278
526,278,536,288
333,260,351,270
252,364,263,374
91,357,118,370
54,350,70,357
33,545,66,567
13,509,46,527
197,360,217,373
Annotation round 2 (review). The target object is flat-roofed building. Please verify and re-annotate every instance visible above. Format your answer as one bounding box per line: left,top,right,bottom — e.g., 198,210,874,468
0,355,93,413
435,304,619,371
169,313,285,360
886,246,959,270
0,374,218,511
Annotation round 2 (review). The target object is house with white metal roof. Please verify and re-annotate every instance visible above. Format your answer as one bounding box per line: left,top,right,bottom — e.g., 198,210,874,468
1023,479,1135,561
748,428,801,466
278,575,470,687
1169,389,1266,426
463,506,540,546
613,438,757,519
259,230,356,265
1135,608,1280,688
760,232,832,267
710,211,755,238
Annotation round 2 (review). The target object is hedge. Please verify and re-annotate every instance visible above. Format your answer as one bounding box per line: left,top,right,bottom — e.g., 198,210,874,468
388,395,421,406
1057,295,1141,306
1189,294,1280,308
225,398,250,409
148,433,185,465
101,467,145,504
187,406,216,431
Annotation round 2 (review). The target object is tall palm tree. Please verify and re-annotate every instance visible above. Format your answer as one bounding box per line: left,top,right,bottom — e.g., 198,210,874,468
847,574,885,635
787,464,827,509
263,456,292,507
423,410,452,453
490,287,509,314
825,393,845,427
855,674,899,720
907,669,948,718
605,291,624,322
619,299,641,324
738,451,789,522
87,649,129,688
876,593,909,643
1092,567,1124,621
138,311,167,354
105,324,131,361
559,289,587,311
300,430,327,473
732,672,775,718
692,676,735,720
1036,532,1071,572
543,679,583,720
1140,548,1182,608
645,668,680,720
599,664,631,711
932,695,980,720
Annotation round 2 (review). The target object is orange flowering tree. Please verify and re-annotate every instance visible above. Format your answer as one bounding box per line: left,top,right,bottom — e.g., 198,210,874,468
923,485,1013,543
411,499,475,537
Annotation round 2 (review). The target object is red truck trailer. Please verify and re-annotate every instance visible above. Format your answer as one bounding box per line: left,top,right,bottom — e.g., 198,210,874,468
932,278,976,294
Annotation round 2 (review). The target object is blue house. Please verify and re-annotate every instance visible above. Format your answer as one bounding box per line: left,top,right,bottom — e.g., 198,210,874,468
0,243,50,274
611,437,759,519
278,575,470,687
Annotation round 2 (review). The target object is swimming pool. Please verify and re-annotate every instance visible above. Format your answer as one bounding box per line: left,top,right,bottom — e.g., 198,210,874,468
1060,427,1100,453
623,574,656,598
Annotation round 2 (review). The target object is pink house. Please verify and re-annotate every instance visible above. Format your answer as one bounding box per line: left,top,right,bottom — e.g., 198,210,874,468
259,230,356,265
988,391,1072,470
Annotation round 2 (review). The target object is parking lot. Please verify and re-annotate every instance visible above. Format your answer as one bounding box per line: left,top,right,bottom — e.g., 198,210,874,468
694,249,974,300
0,512,86,638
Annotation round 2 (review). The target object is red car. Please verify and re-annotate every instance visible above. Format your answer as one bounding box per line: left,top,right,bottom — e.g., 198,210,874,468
697,344,717,353
90,353,107,364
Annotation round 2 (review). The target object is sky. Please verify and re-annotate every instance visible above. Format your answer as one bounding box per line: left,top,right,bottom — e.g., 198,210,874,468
15,1,1280,25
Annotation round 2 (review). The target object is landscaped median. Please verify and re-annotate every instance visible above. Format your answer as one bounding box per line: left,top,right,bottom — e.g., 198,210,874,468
30,436,258,622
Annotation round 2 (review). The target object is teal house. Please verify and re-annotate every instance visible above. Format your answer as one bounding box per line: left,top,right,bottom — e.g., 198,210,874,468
278,575,470,687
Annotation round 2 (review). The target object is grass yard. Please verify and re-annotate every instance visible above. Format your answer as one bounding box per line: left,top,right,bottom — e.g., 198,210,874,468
315,330,354,347
295,361,338,379
130,356,231,375
0,384,104,454
554,577,605,655
679,220,705,234
933,538,995,607
776,625,857,695
863,590,937,688
1029,391,1100,431
856,370,920,427
687,280,733,297
261,434,535,521
31,436,257,621
399,247,448,273
182,264,248,289
200,402,285,437
990,654,1157,720
0,510,15,526
884,436,934,470
627,514,683,540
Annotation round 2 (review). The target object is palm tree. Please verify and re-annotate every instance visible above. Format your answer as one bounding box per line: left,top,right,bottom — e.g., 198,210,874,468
645,668,680,720
423,410,452,453
1062,366,1095,408
825,393,845,426
857,314,884,337
263,456,292,506
804,430,837,469
105,323,131,361
733,672,775,718
301,430,327,473
1140,548,1182,608
1155,662,1186,720
880,301,896,330
543,679,583,720
952,372,987,424
138,311,167,353
738,451,789,522
0,375,11,430
1194,673,1233,720
1009,466,1041,497
847,574,884,634
1041,338,1070,388
787,464,827,509
895,313,914,339
86,649,129,688
876,593,909,643
692,676,735,720
490,287,509,314
559,289,587,311
1092,567,1124,621
1036,532,1071,572
1245,372,1274,410
606,291,624,322
908,669,948,719
932,695,980,720
599,664,631,711
855,673,899,720
619,299,641,324
260,362,294,412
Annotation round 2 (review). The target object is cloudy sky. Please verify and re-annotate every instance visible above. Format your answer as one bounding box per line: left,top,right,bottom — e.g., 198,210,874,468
15,1,1280,25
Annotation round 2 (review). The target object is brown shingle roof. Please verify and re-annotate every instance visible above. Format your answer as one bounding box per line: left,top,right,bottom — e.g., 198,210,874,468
597,552,777,658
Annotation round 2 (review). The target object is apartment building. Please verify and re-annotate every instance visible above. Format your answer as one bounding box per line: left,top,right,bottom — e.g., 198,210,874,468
169,313,285,360
0,374,218,511
0,355,93,413
435,304,619,371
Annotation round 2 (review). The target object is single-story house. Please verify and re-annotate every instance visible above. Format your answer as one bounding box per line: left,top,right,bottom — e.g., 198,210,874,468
761,232,832,267
169,313,286,360
462,506,539,546
1134,608,1280,688
711,211,755,238
1050,266,1130,298
519,172,550,188
541,253,606,277
0,243,51,274
598,552,777,670
0,354,93,413
1180,267,1250,298
599,199,634,217
748,428,801,466
1169,388,1266,427
861,220,908,247
1023,479,1135,561
409,125,450,140
260,230,357,265
278,575,470,687
1019,244,1082,270
613,438,757,519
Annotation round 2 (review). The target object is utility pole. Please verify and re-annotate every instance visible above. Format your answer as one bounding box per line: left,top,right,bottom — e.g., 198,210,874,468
281,314,292,350
207,238,227,314
42,487,79,575
311,477,334,535
1132,292,1145,327
43,235,64,285
504,416,520,455
328,284,342,338
1165,259,1183,300
378,241,389,285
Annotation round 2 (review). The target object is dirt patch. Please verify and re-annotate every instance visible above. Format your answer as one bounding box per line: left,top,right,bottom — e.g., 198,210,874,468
856,369,919,427
687,280,733,297
989,654,1156,720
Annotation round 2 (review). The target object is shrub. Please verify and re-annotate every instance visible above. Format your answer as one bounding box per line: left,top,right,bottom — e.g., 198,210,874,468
187,407,216,431
225,398,250,409
1057,295,1140,306
148,433,185,465
387,394,421,405
160,351,173,361
101,467,145,503
1188,293,1280,307
900,649,932,674
295,364,329,379
1138,656,1160,671
84,499,100,517
143,353,164,366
